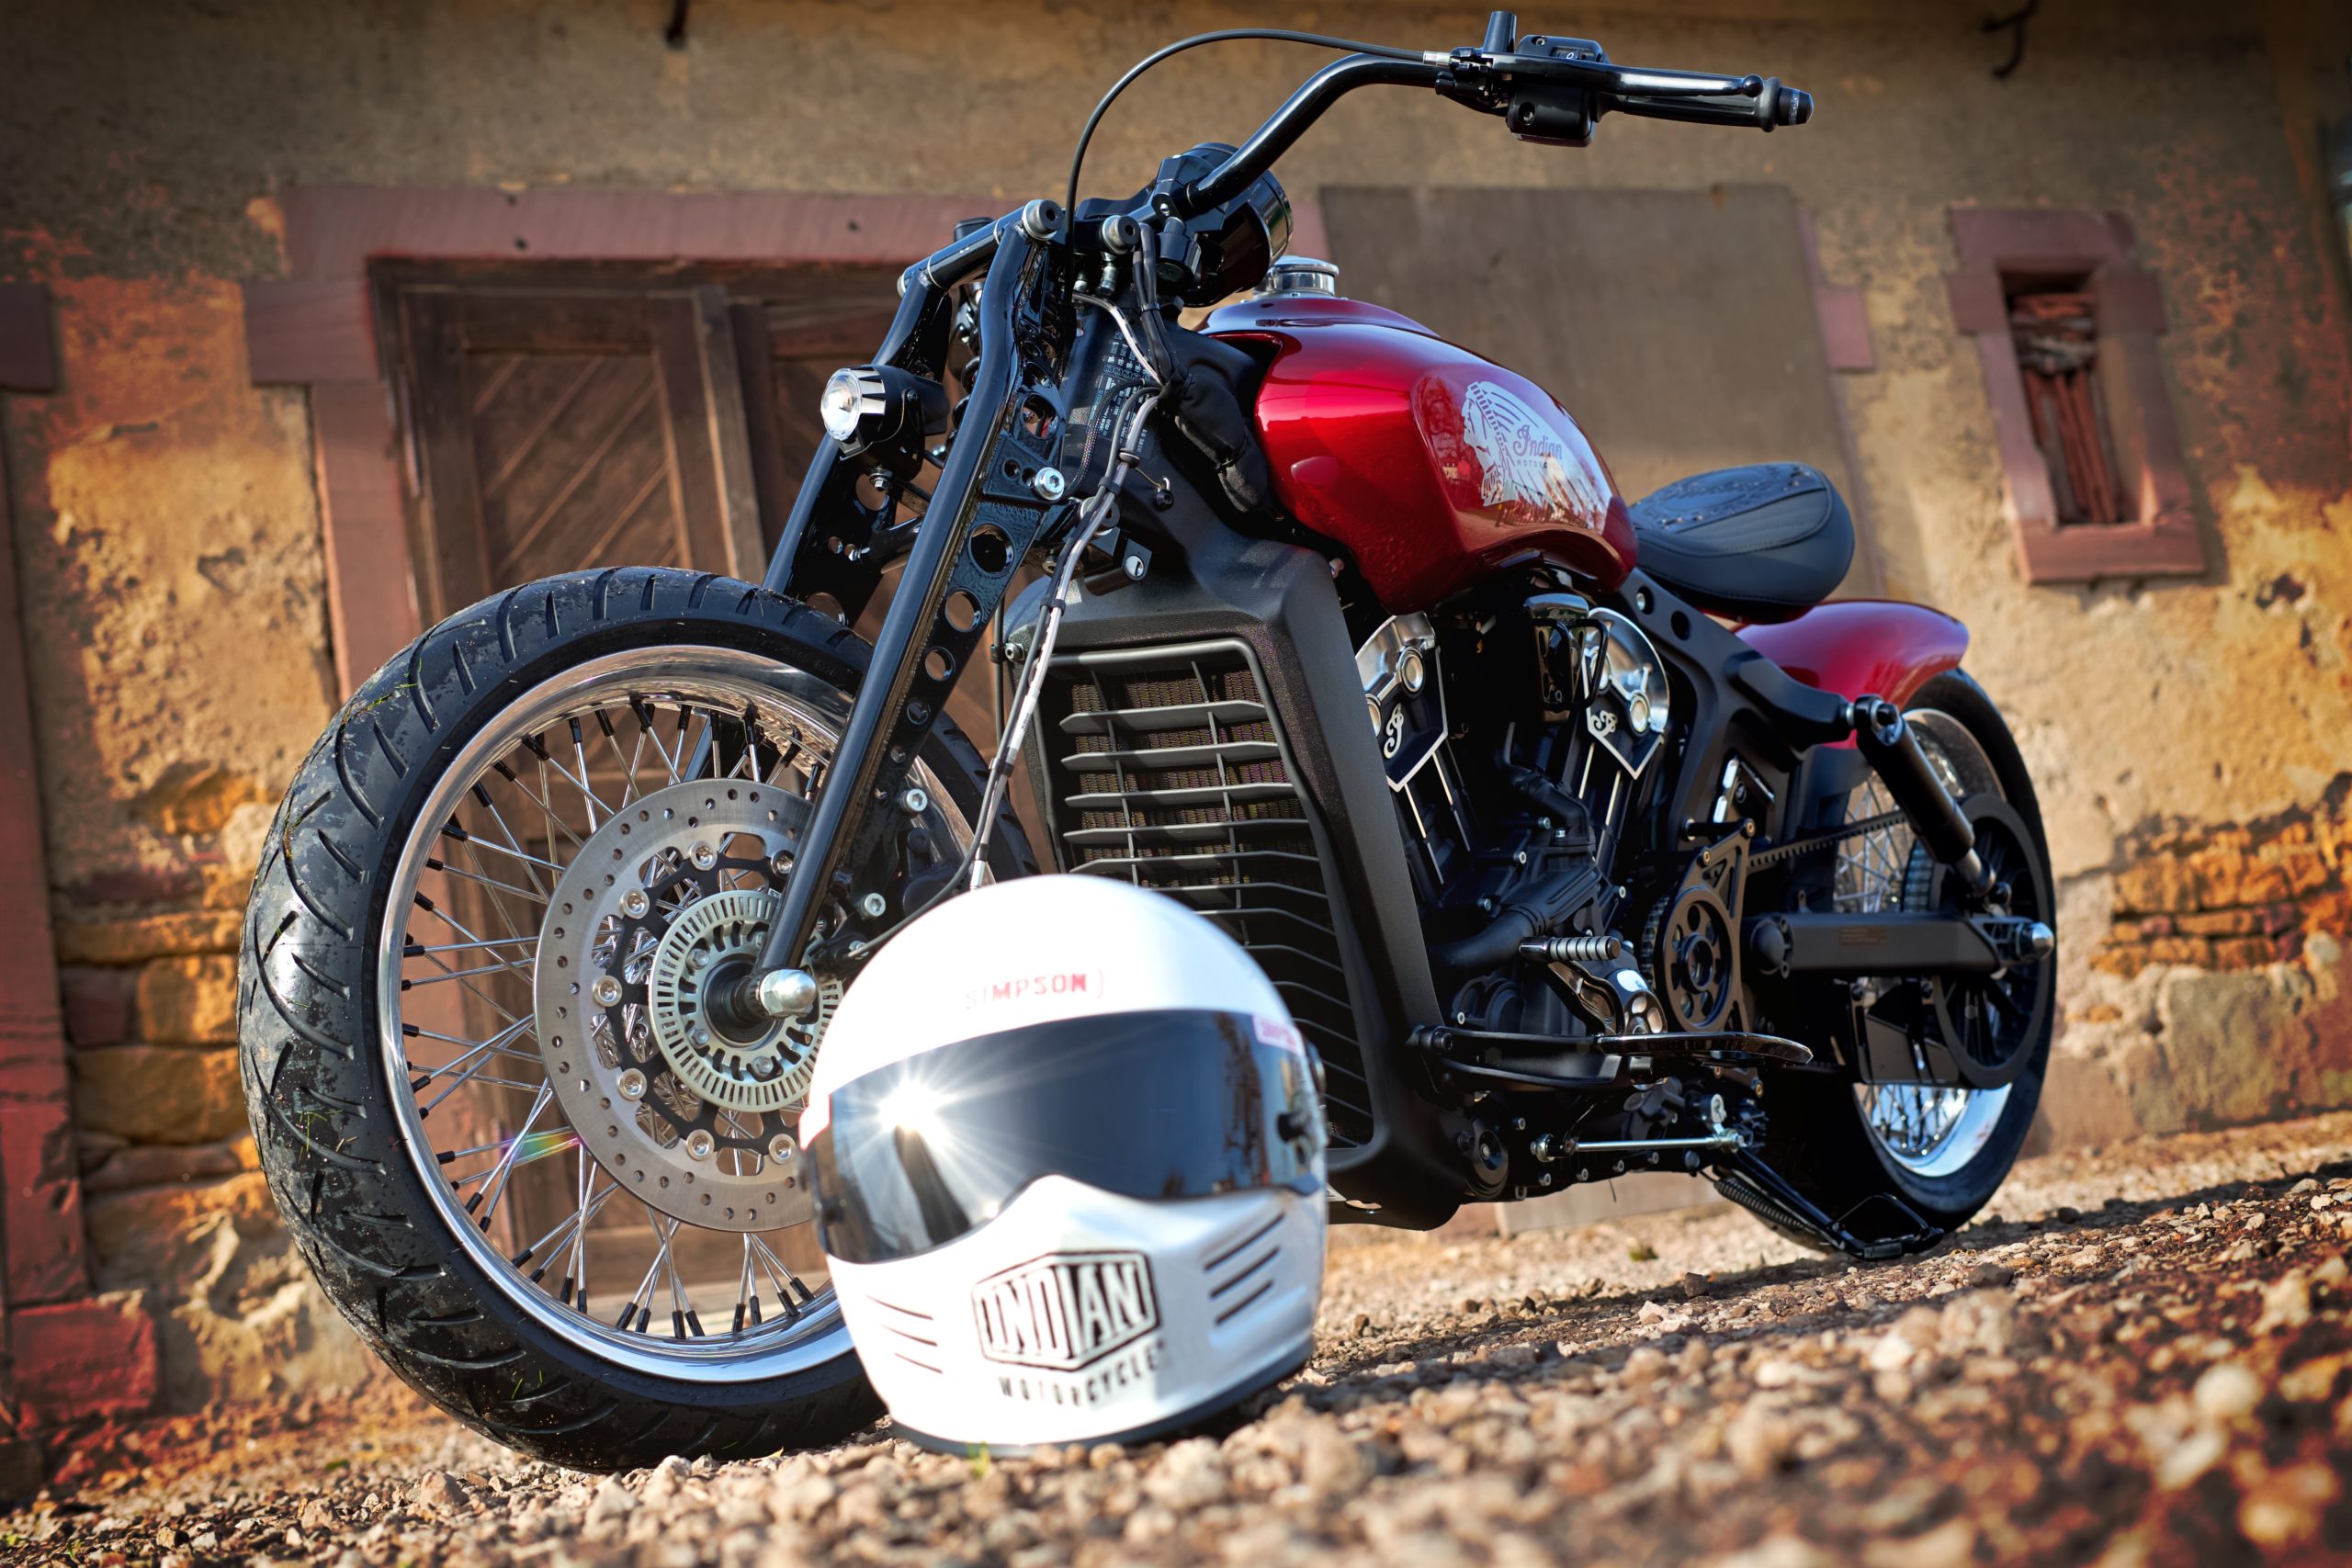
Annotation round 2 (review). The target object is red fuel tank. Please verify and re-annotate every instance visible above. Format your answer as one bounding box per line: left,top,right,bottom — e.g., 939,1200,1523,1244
1208,291,1637,613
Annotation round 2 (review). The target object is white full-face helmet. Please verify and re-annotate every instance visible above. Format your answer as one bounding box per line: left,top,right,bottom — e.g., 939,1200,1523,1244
803,875,1327,1453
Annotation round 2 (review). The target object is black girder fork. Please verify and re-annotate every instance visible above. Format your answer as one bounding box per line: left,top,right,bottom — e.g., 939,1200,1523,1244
747,230,1064,986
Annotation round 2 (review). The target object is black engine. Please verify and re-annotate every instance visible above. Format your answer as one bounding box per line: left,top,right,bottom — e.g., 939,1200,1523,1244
1363,587,1679,1042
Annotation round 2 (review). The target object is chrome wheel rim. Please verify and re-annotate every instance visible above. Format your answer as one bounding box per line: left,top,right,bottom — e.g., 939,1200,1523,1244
377,646,969,1380
1840,710,2012,1180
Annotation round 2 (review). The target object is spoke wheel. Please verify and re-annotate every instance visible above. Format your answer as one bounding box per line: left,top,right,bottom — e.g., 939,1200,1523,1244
379,647,967,1381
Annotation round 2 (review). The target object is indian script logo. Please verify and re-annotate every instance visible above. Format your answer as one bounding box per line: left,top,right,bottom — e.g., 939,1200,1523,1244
972,1251,1159,1371
1457,380,1609,525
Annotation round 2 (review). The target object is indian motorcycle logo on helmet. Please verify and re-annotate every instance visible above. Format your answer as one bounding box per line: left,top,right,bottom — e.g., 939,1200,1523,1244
972,1251,1159,1373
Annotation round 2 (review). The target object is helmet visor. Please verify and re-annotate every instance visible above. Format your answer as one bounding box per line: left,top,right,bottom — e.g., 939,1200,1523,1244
808,1009,1323,1266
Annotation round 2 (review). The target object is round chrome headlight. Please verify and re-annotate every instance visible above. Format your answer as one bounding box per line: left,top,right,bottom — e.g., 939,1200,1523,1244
819,367,879,446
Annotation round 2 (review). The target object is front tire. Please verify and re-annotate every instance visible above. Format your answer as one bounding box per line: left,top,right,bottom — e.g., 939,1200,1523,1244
238,569,1027,1469
1750,670,2053,1244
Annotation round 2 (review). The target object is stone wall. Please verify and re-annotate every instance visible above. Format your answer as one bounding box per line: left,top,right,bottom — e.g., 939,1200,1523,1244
2033,775,2352,1145
55,874,373,1410
2096,776,2352,982
2,0,2350,1405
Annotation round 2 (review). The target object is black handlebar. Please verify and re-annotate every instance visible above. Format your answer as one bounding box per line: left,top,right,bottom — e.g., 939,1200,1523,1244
1170,13,1810,221
1174,53,1447,217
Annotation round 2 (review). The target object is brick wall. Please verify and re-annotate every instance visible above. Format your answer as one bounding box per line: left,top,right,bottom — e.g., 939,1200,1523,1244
2093,774,2351,982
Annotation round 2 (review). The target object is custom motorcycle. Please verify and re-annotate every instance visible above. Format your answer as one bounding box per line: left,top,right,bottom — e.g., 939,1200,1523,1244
240,16,2055,1468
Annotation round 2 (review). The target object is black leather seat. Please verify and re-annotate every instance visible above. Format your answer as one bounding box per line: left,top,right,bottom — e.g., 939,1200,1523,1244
1625,462,1854,623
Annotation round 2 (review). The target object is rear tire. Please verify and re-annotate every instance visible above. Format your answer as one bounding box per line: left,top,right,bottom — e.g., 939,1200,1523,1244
237,569,1029,1470
1749,670,2052,1246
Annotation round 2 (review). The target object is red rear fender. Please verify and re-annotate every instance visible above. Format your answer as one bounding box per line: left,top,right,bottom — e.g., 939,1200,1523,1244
1736,600,1968,715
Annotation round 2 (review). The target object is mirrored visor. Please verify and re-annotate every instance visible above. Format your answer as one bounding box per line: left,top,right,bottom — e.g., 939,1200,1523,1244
808,1010,1322,1266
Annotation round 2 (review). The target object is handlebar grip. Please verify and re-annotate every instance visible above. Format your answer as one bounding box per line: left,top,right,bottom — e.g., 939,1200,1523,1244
1605,77,1813,132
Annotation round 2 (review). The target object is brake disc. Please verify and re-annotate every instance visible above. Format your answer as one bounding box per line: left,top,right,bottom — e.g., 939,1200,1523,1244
535,778,839,1231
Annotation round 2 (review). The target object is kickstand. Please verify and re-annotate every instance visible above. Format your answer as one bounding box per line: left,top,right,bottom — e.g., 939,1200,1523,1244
1717,1152,1942,1260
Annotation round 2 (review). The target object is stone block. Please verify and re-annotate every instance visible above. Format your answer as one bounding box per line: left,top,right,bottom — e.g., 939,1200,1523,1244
133,763,268,838
79,1135,256,1194
2090,942,2152,979
200,861,257,909
2207,936,2276,970
134,953,240,1043
2143,936,2212,968
85,1172,273,1290
81,1174,378,1410
2226,855,2292,907
57,865,204,908
6,1292,160,1429
59,964,135,1046
2278,847,2332,896
2179,909,2259,937
0,1100,90,1305
2111,856,2201,914
55,910,241,966
72,1044,246,1144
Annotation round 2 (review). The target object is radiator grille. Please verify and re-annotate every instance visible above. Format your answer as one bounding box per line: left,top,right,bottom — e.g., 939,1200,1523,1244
1045,644,1374,1147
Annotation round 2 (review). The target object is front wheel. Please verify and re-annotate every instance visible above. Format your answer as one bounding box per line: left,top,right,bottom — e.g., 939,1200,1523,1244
1748,670,2054,1246
237,568,1028,1469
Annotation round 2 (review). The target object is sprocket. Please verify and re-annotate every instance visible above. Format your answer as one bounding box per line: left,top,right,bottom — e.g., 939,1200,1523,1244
1645,882,1737,1032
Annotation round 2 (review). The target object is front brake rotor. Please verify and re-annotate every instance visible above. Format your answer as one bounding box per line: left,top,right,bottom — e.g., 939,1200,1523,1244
535,779,839,1231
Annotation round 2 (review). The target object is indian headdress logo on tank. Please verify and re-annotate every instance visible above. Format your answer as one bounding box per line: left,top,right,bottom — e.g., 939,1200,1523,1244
1455,380,1610,524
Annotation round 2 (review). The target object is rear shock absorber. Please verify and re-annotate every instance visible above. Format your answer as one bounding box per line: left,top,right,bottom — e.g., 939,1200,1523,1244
1848,696,1989,897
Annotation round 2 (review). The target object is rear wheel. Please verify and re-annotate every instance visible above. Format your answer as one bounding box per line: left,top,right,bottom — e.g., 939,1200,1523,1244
1751,671,2053,1244
238,569,1028,1469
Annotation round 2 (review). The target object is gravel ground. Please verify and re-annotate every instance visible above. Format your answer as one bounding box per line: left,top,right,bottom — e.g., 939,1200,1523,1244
17,1111,2352,1567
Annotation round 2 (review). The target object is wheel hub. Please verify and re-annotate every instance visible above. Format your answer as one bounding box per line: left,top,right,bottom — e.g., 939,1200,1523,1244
644,887,819,1112
535,779,839,1230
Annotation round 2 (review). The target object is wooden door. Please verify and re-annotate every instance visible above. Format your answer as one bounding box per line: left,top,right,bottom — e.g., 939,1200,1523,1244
388,283,767,619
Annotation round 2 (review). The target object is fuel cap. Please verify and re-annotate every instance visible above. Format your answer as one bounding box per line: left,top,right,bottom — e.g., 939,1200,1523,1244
1257,256,1340,298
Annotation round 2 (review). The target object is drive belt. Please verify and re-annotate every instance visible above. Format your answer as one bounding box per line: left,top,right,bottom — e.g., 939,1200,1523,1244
1747,808,1908,871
